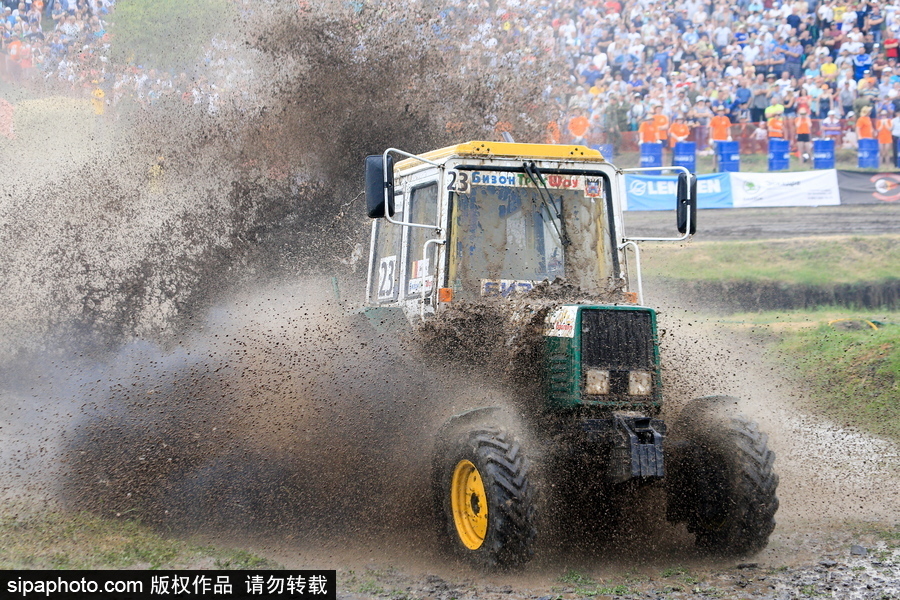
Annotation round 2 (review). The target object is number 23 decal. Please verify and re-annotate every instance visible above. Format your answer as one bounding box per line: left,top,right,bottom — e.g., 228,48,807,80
446,171,470,194
378,255,397,300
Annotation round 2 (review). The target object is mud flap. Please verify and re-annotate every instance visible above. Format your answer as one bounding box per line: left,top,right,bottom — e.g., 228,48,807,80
583,415,666,485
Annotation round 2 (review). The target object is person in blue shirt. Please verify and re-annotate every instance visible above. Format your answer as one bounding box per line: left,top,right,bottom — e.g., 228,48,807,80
653,48,671,75
683,25,699,46
853,47,873,80
673,9,690,33
734,80,752,109
580,63,604,87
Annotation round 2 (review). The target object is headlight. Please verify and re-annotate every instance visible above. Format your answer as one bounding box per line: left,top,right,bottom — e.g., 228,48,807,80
585,369,610,395
628,371,653,396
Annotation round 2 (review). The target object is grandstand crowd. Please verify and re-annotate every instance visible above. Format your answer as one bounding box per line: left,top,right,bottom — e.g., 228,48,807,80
3,0,900,164
0,0,255,123
521,0,900,164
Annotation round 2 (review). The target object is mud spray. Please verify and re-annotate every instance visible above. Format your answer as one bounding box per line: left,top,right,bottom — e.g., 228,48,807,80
1,0,898,578
0,0,561,566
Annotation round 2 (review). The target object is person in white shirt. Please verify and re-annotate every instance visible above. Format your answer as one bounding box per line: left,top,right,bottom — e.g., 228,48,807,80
818,2,834,26
725,59,743,78
891,111,900,165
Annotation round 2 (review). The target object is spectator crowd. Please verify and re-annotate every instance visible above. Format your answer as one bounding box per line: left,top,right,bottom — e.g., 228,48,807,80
4,0,900,165
0,0,257,121
436,0,900,165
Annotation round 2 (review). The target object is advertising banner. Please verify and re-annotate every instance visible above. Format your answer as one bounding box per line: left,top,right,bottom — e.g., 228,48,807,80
837,171,900,205
625,173,732,211
730,170,840,207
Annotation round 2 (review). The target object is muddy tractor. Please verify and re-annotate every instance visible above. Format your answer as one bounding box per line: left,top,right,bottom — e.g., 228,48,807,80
363,141,778,569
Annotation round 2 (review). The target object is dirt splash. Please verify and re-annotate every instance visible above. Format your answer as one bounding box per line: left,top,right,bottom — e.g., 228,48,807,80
58,281,420,535
654,305,900,535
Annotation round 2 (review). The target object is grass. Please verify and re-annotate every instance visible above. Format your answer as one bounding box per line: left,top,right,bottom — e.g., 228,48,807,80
718,308,900,442
848,522,900,548
555,570,631,596
639,235,900,285
660,566,700,585
557,569,596,586
777,318,900,441
0,510,278,570
799,584,822,597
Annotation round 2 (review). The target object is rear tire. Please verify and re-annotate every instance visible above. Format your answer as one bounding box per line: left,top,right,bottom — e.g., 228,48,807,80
667,396,779,557
435,426,536,570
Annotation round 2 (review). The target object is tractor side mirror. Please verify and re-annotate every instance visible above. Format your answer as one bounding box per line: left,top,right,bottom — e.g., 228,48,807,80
676,172,697,235
365,154,395,218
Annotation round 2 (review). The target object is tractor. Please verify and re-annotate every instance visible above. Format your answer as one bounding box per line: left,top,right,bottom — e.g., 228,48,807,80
362,141,778,569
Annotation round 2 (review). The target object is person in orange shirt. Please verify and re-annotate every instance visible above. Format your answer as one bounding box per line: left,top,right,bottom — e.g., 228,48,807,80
856,106,875,140
767,108,784,139
638,114,660,144
795,107,813,163
669,115,691,148
709,105,733,145
567,109,590,144
5,37,22,81
876,109,894,165
710,106,733,171
652,105,669,149
545,120,561,144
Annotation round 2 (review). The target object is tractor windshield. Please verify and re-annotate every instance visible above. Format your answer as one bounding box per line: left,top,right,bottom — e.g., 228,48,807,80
449,169,615,300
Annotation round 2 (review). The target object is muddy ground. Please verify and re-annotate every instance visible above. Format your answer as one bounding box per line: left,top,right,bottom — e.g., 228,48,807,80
268,205,900,599
623,203,900,241
248,305,900,600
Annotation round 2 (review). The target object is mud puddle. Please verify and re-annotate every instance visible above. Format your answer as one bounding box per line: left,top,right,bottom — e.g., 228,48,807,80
238,304,900,599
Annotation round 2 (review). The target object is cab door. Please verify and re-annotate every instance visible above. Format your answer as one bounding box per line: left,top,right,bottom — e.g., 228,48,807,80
400,170,444,314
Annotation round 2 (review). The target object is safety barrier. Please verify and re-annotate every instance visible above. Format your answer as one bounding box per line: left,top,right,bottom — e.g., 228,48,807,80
858,138,879,169
813,139,835,170
672,141,696,173
716,140,740,173
767,138,791,171
624,170,900,209
639,143,663,175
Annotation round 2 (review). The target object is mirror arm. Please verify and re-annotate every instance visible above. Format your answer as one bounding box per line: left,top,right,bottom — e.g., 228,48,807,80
420,238,446,321
620,165,694,243
617,240,644,305
383,148,443,232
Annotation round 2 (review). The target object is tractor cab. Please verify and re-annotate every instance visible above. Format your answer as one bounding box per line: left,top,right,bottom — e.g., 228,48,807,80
365,141,695,320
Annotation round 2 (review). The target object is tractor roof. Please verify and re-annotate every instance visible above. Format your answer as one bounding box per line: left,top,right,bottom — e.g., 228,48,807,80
395,141,607,172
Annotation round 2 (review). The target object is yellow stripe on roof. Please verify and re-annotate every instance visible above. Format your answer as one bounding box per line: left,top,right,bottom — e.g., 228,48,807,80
395,141,606,170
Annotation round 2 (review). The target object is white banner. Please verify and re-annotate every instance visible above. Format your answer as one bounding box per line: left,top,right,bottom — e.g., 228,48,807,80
730,170,841,207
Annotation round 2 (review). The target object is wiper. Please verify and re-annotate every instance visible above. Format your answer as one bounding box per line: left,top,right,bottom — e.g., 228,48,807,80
523,161,570,247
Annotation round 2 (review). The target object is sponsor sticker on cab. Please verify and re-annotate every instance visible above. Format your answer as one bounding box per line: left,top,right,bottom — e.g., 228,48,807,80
544,306,578,338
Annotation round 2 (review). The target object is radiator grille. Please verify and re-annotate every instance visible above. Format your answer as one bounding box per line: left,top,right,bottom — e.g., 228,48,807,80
580,309,653,370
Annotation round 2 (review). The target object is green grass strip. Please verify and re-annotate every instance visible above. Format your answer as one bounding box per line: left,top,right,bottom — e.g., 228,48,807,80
641,235,900,286
0,510,278,570
778,321,900,441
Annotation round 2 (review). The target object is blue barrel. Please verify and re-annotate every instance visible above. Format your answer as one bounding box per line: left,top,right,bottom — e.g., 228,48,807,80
672,141,696,172
858,138,879,169
813,138,835,169
595,144,614,161
640,142,663,175
767,138,790,171
716,140,741,172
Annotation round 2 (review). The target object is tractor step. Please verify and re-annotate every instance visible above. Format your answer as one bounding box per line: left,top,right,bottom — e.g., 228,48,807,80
582,415,666,484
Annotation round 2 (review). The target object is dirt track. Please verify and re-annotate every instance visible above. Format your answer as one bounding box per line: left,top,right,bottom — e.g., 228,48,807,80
285,203,900,600
623,203,900,240
258,309,899,600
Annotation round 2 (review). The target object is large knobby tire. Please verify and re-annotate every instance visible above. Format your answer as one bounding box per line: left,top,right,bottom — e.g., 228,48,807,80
667,396,779,557
435,426,536,570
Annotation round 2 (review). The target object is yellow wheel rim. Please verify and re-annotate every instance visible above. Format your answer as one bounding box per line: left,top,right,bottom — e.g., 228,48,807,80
450,459,488,550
